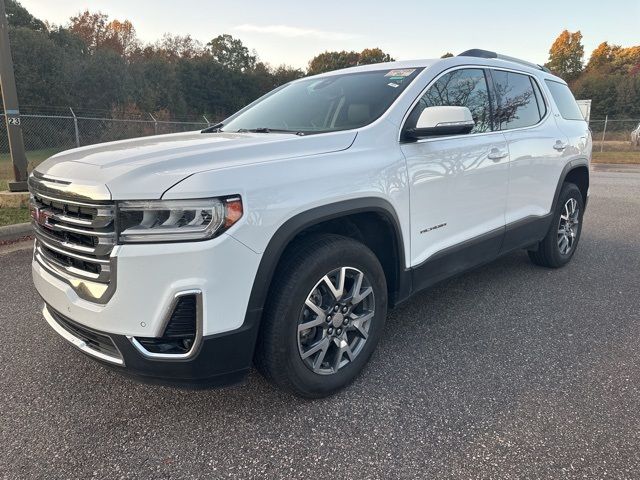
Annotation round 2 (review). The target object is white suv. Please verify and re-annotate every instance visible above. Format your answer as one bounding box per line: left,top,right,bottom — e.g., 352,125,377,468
29,50,591,397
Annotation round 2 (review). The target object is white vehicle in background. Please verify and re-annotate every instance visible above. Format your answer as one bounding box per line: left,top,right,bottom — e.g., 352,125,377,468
631,122,640,146
575,99,591,122
29,49,591,398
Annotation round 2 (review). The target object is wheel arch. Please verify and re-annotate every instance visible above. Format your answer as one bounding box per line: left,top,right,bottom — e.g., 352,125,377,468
553,159,590,211
242,197,408,334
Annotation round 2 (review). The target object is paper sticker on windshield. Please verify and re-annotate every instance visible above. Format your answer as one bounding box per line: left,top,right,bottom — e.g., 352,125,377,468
385,69,416,78
387,82,400,88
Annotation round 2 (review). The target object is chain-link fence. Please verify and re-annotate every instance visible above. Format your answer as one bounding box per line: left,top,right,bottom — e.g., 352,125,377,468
0,111,210,158
0,109,214,189
590,118,640,152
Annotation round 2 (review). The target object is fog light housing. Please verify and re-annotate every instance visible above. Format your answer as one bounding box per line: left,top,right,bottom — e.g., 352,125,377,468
128,291,202,359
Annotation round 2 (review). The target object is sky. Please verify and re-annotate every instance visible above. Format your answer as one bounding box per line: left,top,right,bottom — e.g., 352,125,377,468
19,0,640,69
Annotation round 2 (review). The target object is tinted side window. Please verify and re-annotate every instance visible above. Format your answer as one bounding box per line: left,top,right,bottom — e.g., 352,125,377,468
545,80,584,121
492,71,541,130
411,68,492,134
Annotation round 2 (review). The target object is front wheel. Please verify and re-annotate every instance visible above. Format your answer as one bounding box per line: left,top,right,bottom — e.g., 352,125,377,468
254,234,387,398
528,182,584,268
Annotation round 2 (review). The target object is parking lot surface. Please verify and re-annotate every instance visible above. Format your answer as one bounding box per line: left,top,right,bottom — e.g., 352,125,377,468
1,167,639,479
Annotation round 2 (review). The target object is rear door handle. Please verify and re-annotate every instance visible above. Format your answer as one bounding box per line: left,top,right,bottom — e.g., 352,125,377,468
487,148,508,161
553,140,567,151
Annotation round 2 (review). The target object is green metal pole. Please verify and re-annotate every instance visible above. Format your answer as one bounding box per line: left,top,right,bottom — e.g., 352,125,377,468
0,0,28,192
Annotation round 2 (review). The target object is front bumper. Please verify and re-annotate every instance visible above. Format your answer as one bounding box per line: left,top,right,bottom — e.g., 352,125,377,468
33,230,264,387
43,303,261,388
32,232,261,338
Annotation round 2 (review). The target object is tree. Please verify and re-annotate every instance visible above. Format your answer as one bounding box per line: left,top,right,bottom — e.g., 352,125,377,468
441,52,454,58
17,0,640,128
102,19,139,57
127,55,185,115
584,42,640,75
5,2,404,120
68,11,139,57
271,65,305,85
546,30,584,81
68,11,109,54
152,34,203,61
72,49,128,110
614,75,640,117
308,48,394,75
48,25,86,54
610,46,640,74
5,0,46,31
586,42,618,72
308,50,359,75
206,34,256,71
573,73,626,119
9,26,75,106
359,48,394,65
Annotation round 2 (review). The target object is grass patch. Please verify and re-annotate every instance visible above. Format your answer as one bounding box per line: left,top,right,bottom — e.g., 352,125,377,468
0,207,30,227
0,148,62,191
0,148,61,226
592,151,640,164
594,140,639,152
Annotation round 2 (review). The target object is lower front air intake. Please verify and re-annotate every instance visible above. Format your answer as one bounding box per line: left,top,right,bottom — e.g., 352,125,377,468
127,290,203,360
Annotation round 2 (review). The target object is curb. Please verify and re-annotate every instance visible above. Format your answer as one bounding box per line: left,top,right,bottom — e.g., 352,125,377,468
0,223,33,244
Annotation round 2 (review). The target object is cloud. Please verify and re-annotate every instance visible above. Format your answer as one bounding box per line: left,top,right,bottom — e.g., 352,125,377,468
234,24,360,41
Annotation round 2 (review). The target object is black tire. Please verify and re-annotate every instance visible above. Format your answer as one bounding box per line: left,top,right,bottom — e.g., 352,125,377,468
254,234,388,398
528,182,584,268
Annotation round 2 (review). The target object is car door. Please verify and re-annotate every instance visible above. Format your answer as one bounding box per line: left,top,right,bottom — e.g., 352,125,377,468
400,67,509,286
490,70,574,251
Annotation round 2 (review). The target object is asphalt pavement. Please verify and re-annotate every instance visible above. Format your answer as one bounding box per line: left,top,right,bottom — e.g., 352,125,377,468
1,166,639,479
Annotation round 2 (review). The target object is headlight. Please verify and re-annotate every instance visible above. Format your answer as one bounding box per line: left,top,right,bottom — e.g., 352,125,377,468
117,196,243,243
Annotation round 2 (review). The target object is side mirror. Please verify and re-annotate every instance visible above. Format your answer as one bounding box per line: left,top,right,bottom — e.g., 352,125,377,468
405,106,475,139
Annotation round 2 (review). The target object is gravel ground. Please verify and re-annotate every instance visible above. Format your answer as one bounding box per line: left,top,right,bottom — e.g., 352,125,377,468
1,167,639,479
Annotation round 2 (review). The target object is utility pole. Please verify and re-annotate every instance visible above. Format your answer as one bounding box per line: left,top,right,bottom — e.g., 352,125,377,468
0,0,28,192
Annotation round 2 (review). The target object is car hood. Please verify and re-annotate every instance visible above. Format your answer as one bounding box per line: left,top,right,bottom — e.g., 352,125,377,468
34,130,357,199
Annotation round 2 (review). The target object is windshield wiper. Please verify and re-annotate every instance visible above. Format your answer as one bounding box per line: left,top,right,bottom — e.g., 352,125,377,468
201,122,224,133
237,127,305,135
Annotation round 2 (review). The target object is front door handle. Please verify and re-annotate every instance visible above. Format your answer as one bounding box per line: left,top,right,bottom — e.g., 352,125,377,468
487,148,508,161
553,140,567,151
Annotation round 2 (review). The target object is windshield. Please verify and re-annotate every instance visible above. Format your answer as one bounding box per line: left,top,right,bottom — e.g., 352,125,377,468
221,68,423,134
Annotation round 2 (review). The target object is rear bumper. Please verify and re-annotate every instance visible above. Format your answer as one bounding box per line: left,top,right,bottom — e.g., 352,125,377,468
43,303,262,388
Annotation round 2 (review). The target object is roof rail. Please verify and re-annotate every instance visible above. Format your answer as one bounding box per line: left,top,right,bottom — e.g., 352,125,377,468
457,49,551,73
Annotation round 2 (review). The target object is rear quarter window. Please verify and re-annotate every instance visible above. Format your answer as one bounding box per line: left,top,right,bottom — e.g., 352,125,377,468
545,80,584,121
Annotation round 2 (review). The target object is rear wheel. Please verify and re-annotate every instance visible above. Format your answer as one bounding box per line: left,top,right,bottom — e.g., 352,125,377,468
528,182,584,268
254,234,387,398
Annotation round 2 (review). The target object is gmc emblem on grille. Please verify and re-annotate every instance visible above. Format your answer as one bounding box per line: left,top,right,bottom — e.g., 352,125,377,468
30,206,53,230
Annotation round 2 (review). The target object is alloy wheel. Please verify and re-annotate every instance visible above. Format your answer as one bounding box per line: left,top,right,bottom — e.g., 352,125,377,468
558,197,580,255
297,266,375,375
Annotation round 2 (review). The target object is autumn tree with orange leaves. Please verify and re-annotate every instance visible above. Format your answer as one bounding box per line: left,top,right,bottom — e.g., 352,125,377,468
546,30,584,81
69,11,139,56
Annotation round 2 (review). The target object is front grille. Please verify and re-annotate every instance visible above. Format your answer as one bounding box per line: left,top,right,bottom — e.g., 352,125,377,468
47,305,122,361
29,173,116,302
